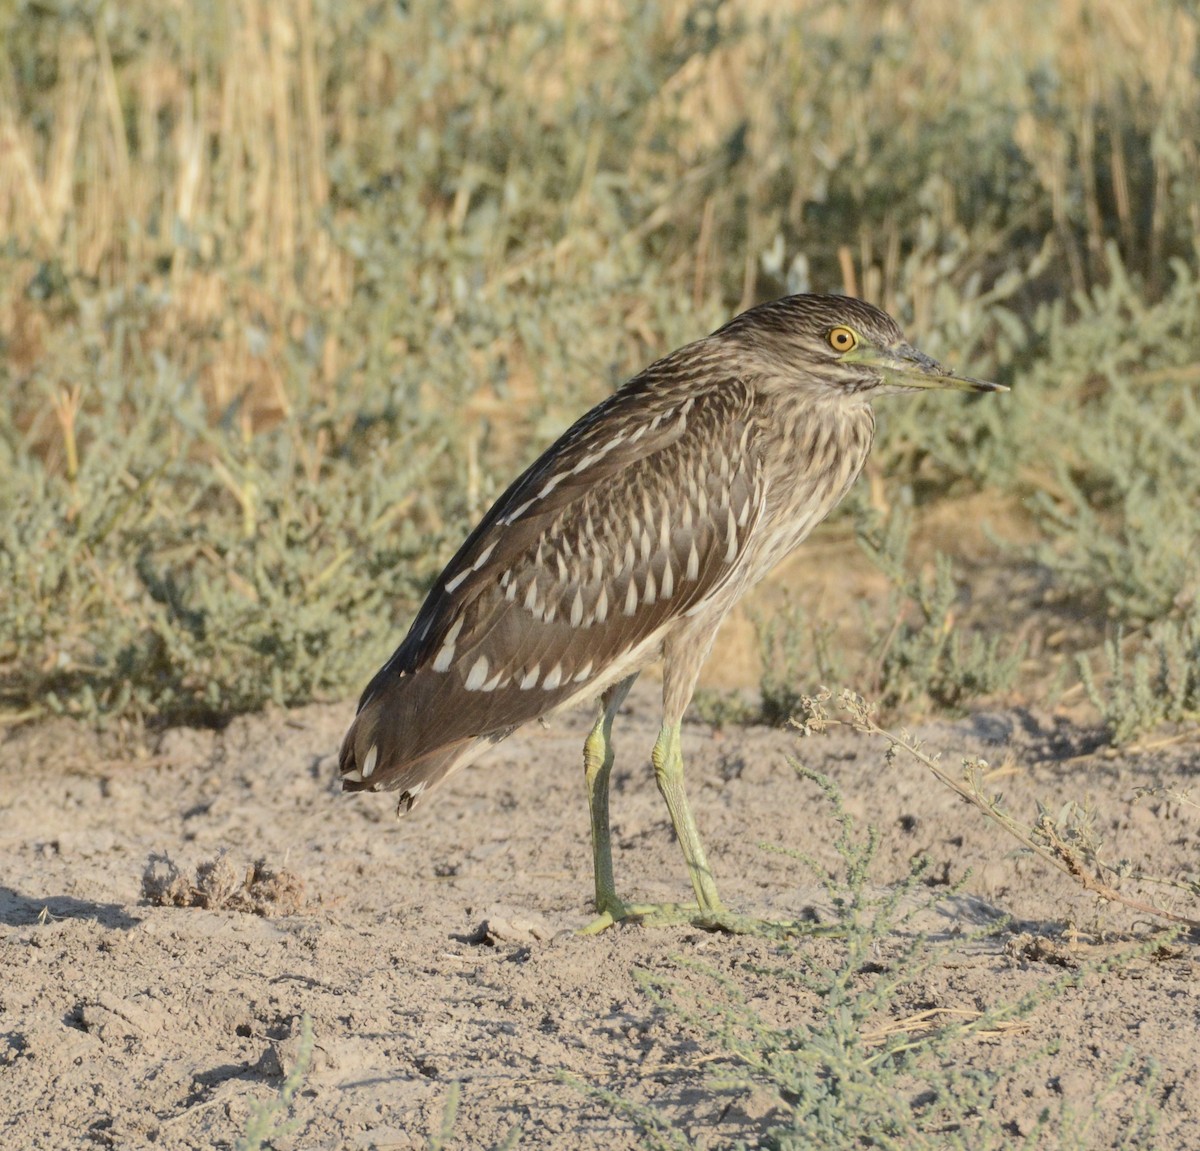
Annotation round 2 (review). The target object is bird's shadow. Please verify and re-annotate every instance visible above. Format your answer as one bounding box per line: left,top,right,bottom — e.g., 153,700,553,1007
967,707,1110,763
0,886,141,930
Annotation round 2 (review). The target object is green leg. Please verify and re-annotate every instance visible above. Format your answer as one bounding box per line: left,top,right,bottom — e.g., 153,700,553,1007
647,721,822,936
577,652,834,937
582,715,733,934
579,678,725,934
651,720,724,918
581,675,635,923
583,711,618,913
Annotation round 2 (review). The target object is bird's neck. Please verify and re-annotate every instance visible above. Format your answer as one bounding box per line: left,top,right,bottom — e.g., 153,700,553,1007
755,394,876,568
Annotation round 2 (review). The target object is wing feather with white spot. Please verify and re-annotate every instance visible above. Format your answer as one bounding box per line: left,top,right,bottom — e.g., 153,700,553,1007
341,367,765,797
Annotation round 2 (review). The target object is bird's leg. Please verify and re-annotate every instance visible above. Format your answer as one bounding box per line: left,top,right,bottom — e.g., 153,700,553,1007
650,723,819,937
582,698,803,936
580,675,637,931
580,677,715,934
650,720,724,918
638,627,788,934
581,631,786,935
590,625,733,930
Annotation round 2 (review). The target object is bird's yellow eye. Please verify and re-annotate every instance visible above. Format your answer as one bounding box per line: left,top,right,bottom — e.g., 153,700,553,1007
827,326,858,353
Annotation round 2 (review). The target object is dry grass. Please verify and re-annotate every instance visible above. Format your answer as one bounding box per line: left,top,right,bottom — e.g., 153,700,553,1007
4,0,1196,421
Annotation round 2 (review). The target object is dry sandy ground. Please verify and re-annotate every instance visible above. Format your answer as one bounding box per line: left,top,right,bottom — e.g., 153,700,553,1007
1,681,1198,1149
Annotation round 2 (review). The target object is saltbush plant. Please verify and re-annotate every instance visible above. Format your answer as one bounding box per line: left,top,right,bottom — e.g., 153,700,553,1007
2,1,1198,735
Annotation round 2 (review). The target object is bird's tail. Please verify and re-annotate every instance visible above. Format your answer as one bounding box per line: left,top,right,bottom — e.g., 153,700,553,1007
338,696,475,813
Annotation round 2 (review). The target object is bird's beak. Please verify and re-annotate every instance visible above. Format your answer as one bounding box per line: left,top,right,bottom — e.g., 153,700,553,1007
852,342,1008,393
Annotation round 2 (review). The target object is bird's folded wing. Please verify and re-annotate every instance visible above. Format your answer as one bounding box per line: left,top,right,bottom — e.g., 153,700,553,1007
345,373,767,788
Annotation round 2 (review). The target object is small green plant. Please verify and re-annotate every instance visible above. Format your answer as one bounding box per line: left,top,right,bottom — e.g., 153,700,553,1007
690,687,756,730
752,509,1021,727
235,1015,314,1151
0,381,451,723
635,769,1050,1149
754,596,832,727
622,754,1164,1149
1078,614,1200,742
855,507,1022,712
799,688,1200,930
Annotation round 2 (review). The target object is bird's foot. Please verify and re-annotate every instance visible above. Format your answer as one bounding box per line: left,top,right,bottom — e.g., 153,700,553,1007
579,898,695,935
690,911,847,939
580,900,843,938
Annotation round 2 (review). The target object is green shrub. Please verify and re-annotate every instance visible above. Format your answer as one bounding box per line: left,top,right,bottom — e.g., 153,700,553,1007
2,1,1199,733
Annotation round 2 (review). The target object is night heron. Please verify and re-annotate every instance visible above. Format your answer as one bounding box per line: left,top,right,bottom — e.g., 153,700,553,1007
339,293,1005,931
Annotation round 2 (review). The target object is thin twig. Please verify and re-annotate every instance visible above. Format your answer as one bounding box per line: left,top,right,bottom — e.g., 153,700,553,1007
795,689,1200,931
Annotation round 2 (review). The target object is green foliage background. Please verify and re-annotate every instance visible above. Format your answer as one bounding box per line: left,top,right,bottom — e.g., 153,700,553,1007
1,0,1197,732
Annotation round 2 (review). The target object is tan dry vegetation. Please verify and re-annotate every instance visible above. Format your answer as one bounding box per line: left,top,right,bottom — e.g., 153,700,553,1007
1,0,1198,723
3,0,1198,417
3,6,346,421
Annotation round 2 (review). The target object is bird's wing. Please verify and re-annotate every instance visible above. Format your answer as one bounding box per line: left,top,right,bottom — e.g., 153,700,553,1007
342,371,766,796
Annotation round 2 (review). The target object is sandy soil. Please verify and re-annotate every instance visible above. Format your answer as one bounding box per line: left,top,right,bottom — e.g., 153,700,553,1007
1,681,1197,1149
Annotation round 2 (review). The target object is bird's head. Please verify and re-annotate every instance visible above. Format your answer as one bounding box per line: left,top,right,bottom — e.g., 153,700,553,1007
721,293,1007,399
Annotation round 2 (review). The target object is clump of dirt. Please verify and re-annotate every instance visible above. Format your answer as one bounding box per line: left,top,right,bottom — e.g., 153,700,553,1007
1005,931,1081,969
141,851,306,916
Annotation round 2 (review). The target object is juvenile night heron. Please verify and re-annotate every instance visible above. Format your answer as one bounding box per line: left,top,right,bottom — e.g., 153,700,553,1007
339,293,1005,931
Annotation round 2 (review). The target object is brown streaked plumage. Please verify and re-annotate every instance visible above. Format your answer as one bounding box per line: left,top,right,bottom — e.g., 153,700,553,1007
339,293,1005,931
